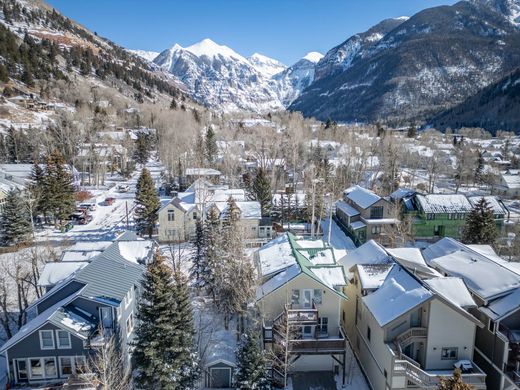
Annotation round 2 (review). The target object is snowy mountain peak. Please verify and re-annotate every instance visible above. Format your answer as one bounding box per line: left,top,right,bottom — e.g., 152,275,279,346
128,49,160,62
249,53,287,78
184,38,247,62
302,52,324,63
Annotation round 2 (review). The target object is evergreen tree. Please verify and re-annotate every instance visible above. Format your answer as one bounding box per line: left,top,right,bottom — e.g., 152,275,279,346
0,190,32,246
252,168,272,217
235,333,270,390
461,198,498,245
190,219,205,291
133,252,199,389
135,168,160,237
41,150,75,226
134,133,151,165
170,98,177,110
475,149,485,184
0,64,8,83
437,369,473,390
204,126,218,166
407,123,417,138
203,206,221,299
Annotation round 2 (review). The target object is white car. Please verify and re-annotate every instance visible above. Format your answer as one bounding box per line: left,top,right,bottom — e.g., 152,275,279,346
116,184,130,193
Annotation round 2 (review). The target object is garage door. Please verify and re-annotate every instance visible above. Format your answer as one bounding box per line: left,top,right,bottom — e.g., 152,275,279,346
210,367,231,388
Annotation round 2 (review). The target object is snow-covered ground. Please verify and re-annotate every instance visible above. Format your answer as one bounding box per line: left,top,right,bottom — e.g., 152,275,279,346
34,159,164,242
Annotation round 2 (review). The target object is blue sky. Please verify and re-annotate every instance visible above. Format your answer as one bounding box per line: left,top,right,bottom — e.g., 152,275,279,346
46,0,457,65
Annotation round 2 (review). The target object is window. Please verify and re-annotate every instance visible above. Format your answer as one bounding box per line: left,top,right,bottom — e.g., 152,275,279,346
75,356,87,374
291,289,300,305
167,210,175,222
317,317,328,336
441,347,458,360
29,358,43,379
367,326,371,341
192,212,197,220
168,229,176,237
59,357,73,376
371,225,381,235
370,206,383,219
39,330,55,350
313,289,323,305
16,360,27,381
56,330,71,349
488,319,496,333
342,310,345,322
427,213,435,220
44,358,57,378
355,296,361,325
126,312,134,335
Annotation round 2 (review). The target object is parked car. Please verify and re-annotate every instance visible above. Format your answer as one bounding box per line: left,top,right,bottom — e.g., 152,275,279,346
105,197,116,206
78,214,93,225
116,184,130,193
79,202,97,211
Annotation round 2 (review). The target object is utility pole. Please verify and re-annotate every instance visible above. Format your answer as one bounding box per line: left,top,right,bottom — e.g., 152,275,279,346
310,179,316,238
125,201,129,230
327,181,335,245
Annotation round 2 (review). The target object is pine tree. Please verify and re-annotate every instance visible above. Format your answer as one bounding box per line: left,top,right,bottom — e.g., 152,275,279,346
134,133,151,165
252,168,272,217
41,151,75,226
190,219,205,291
135,168,160,238
203,206,221,299
461,198,498,245
204,126,218,166
475,149,485,184
0,189,32,246
437,369,473,390
133,252,199,389
407,122,417,138
235,333,270,390
0,64,8,83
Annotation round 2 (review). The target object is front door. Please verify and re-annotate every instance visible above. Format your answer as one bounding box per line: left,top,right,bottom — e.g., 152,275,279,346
303,289,313,308
302,325,313,338
210,367,231,388
100,307,113,329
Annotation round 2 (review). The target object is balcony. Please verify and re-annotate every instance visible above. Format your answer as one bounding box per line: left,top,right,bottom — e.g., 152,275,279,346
288,328,347,354
286,302,319,324
393,359,487,389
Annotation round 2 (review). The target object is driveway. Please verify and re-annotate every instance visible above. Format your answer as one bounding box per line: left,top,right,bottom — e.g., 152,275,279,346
291,371,337,390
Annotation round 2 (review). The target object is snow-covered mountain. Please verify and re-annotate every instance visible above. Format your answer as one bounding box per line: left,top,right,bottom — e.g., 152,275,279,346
249,53,286,78
290,0,520,124
153,39,284,112
271,52,323,106
152,38,323,112
129,49,160,62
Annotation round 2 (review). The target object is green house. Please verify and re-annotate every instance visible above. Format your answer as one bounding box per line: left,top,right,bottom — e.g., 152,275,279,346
397,192,507,241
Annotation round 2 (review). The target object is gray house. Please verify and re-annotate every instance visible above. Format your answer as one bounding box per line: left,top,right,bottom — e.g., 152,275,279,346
0,234,153,387
423,238,520,390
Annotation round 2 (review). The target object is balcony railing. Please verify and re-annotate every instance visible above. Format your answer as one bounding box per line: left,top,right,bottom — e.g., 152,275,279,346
498,323,520,344
393,359,487,389
285,301,319,324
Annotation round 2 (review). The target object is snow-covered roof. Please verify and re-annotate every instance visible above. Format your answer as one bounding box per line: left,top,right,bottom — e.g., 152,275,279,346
479,288,520,321
309,266,347,290
339,240,391,274
60,251,102,262
386,248,441,278
345,185,381,209
219,201,261,220
64,241,113,252
335,200,360,217
363,265,433,327
357,264,393,290
257,234,295,277
0,288,87,353
416,194,472,214
185,167,221,176
350,221,366,230
102,240,154,265
501,173,520,189
38,262,87,287
256,264,300,300
390,188,416,201
468,196,507,215
430,250,520,301
424,277,476,309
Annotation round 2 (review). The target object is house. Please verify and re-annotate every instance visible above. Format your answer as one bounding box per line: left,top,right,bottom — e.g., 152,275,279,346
255,233,349,386
423,238,520,390
394,190,508,241
335,185,398,246
340,240,487,389
0,233,154,387
498,171,520,197
158,179,268,242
